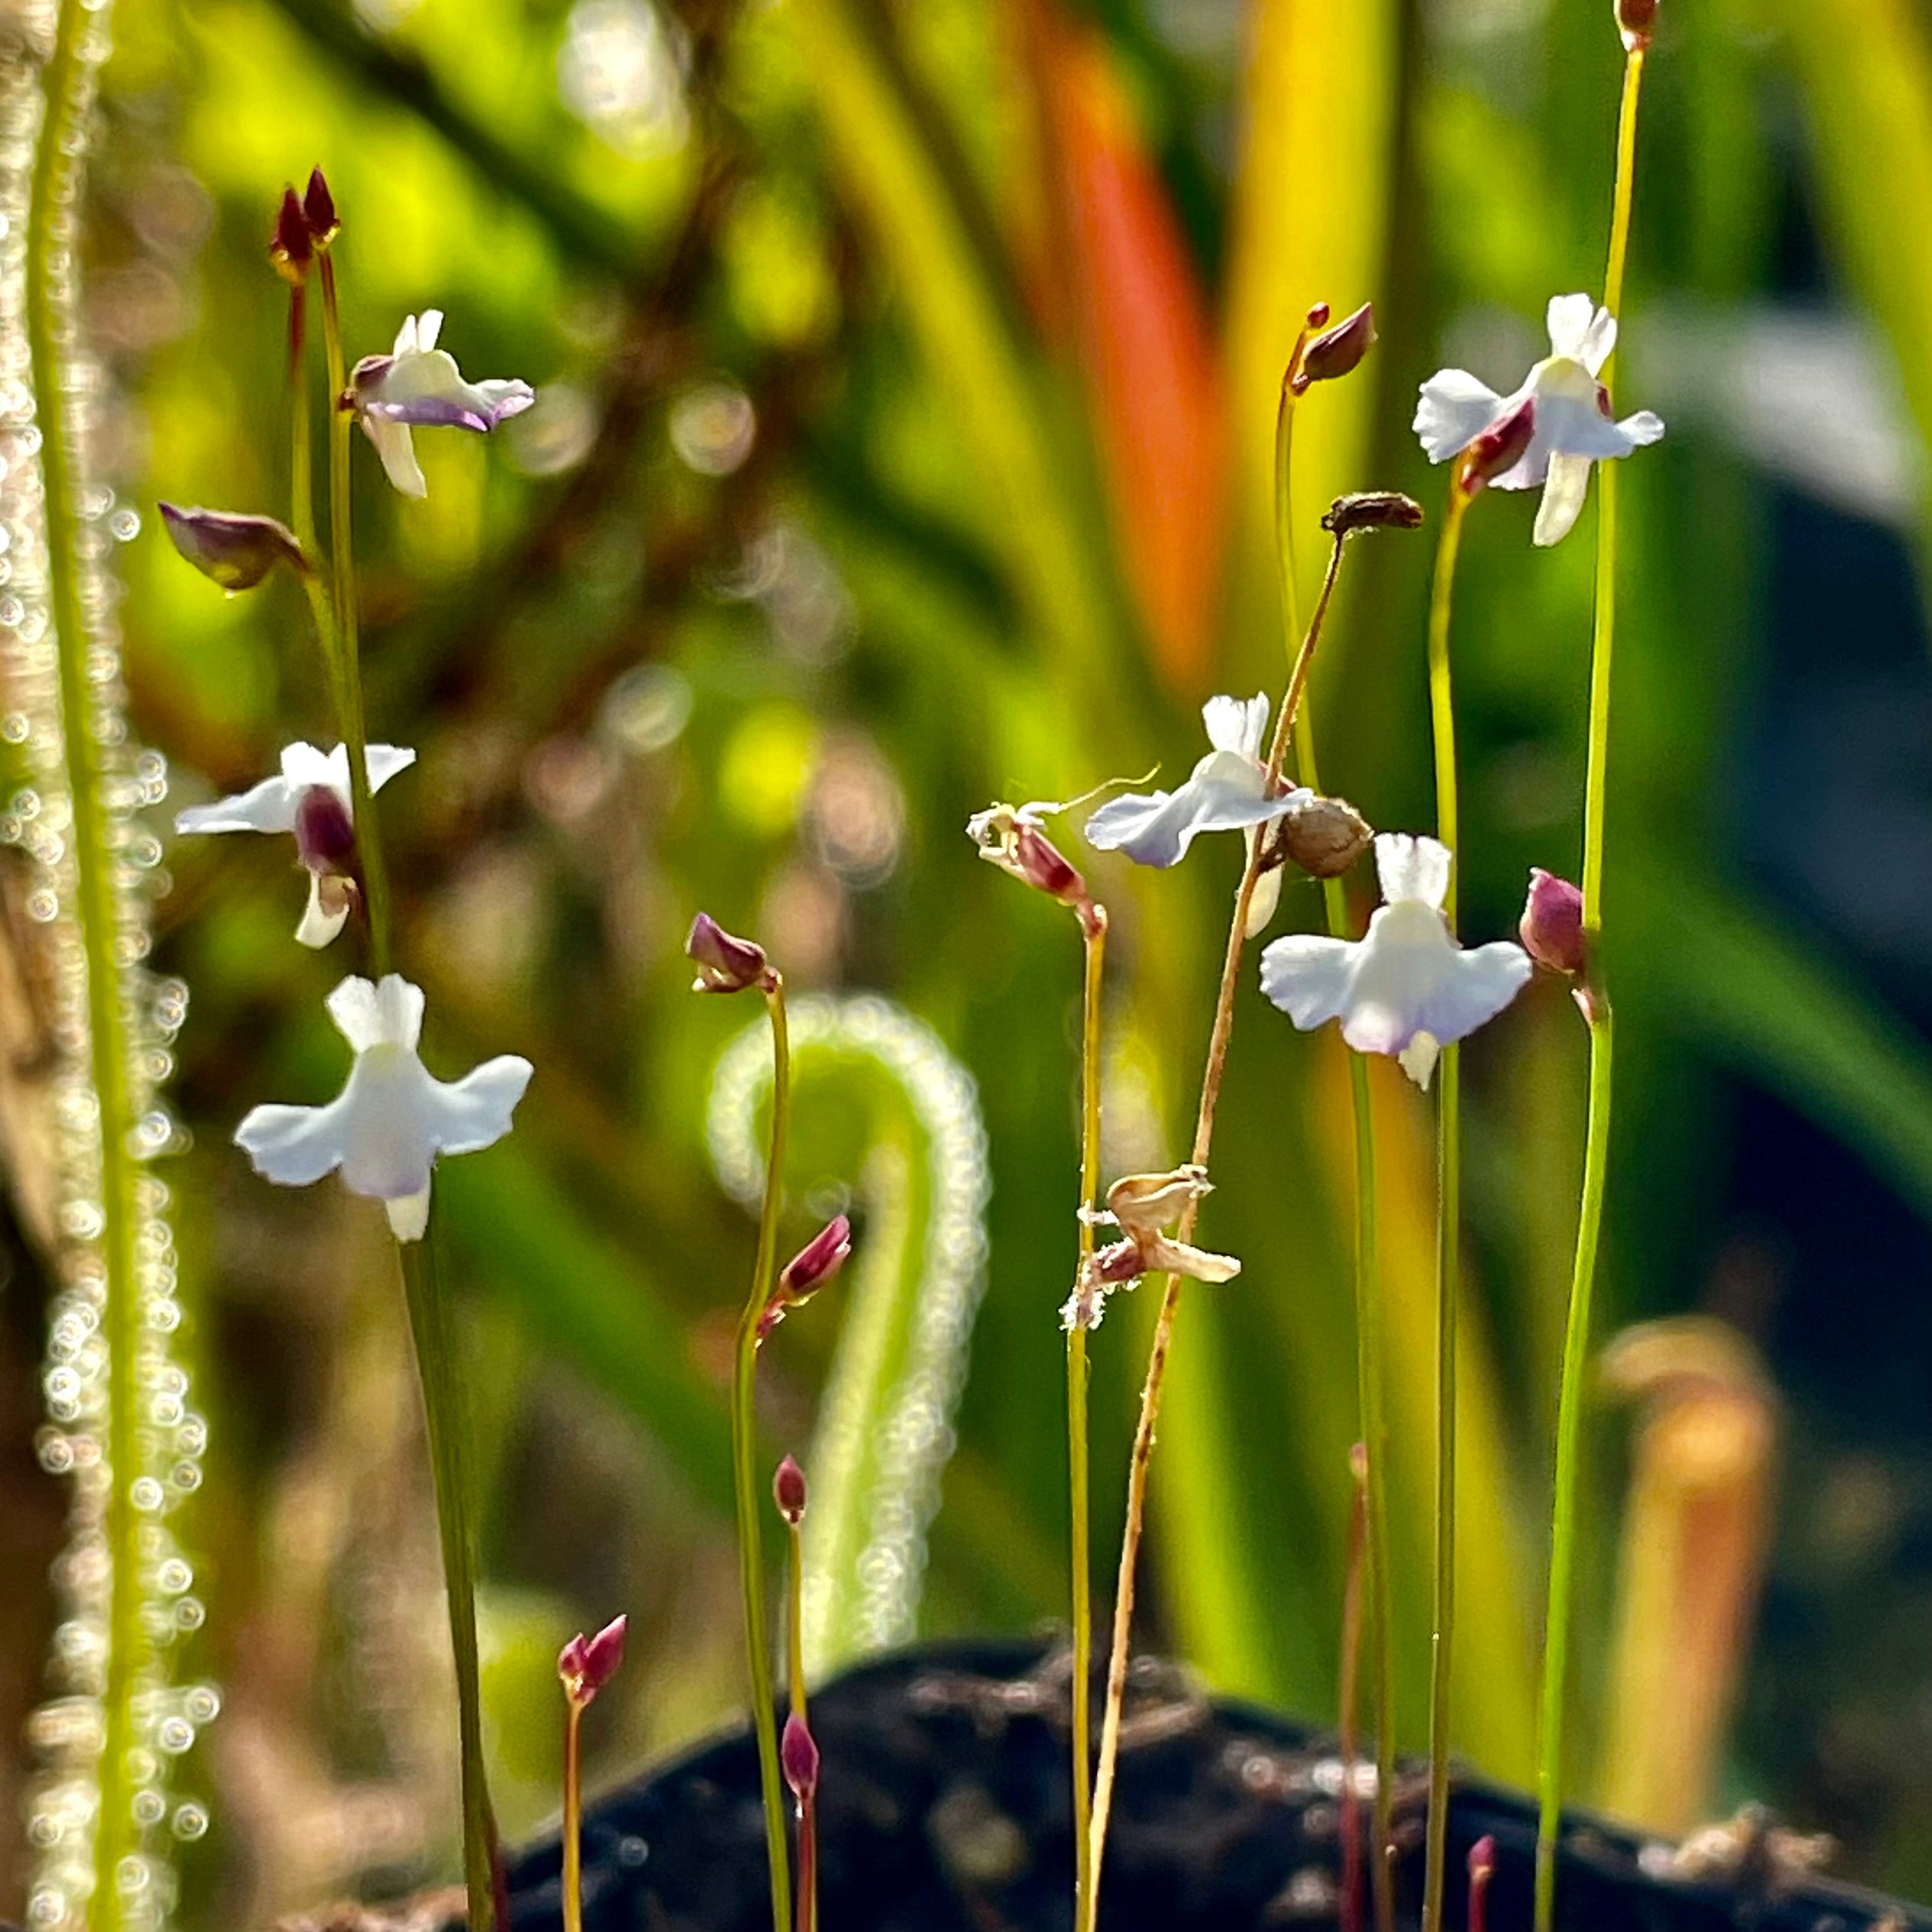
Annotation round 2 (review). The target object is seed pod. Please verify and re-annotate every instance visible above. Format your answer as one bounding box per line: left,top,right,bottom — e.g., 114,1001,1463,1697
1616,0,1657,51
1322,491,1425,538
774,1455,807,1525
159,503,309,591
303,166,339,247
686,912,773,994
270,185,312,284
1296,302,1376,390
1278,793,1373,879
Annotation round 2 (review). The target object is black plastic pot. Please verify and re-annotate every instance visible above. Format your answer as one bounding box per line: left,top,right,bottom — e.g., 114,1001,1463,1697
499,1638,1931,1932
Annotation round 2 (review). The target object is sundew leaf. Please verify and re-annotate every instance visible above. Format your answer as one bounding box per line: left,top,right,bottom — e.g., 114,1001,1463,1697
706,994,993,1675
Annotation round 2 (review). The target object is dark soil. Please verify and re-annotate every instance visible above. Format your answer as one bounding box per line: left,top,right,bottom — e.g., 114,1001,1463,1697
489,1638,1930,1932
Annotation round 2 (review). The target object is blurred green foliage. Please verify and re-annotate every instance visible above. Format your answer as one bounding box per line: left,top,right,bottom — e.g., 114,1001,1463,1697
7,0,1932,1921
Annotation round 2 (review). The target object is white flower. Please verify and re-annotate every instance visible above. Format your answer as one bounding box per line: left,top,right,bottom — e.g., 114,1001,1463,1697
1414,294,1665,546
174,741,414,948
1084,694,1308,868
349,310,535,499
1259,833,1531,1089
235,975,532,1241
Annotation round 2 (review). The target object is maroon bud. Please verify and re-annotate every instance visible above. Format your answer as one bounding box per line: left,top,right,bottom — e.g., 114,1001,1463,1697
1456,395,1537,497
774,1455,807,1526
1467,1835,1497,1932
558,1613,627,1707
1321,490,1423,537
781,1711,820,1800
293,785,356,876
159,503,309,591
271,185,313,284
779,1215,851,1303
686,912,773,994
303,167,339,247
1616,0,1656,49
1295,301,1376,391
1520,867,1586,977
1305,301,1331,329
1011,823,1087,909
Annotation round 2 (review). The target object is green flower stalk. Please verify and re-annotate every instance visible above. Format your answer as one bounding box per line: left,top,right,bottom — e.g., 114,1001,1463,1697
688,910,797,1932
15,6,202,1927
1536,22,1652,1931
1273,326,1397,1932
1084,487,1375,1932
558,1616,627,1932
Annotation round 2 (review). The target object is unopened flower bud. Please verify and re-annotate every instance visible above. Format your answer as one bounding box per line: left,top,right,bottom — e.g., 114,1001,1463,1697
1295,301,1376,391
293,785,356,877
1322,491,1424,538
1467,1835,1497,1932
159,503,309,591
1616,0,1656,49
558,1613,627,1708
1519,867,1586,977
781,1711,820,1800
760,1215,852,1340
1456,395,1536,497
303,167,339,247
686,912,773,994
1305,302,1331,330
774,1454,807,1526
271,186,313,283
1276,793,1373,880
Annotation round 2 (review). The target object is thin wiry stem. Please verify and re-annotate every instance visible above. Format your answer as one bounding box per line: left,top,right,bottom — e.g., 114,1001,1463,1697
1069,906,1107,1930
735,983,796,1932
1084,523,1351,1932
784,1496,816,1932
1536,42,1647,1932
562,1701,585,1932
1277,388,1396,1932
1420,482,1470,1932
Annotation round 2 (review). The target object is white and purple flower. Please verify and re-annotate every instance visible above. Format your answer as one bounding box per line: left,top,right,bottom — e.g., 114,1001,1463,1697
1414,294,1664,545
349,310,535,499
174,741,414,948
235,974,532,1242
1084,694,1307,870
1259,833,1531,1089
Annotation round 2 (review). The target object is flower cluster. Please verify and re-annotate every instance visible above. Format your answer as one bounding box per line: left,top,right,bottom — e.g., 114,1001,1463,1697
162,172,540,1244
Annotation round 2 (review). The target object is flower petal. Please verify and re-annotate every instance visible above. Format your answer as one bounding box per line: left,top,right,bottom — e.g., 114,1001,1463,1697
295,873,350,950
386,1188,432,1241
1411,940,1534,1045
1374,833,1452,911
421,1054,534,1157
416,309,444,352
1084,754,1299,868
1202,692,1270,761
1533,452,1595,547
1259,932,1358,1031
235,1095,356,1187
282,742,341,792
175,774,296,837
1398,1032,1442,1089
1414,368,1505,463
325,974,425,1053
366,745,418,793
1615,407,1665,448
360,413,427,498
1545,293,1600,363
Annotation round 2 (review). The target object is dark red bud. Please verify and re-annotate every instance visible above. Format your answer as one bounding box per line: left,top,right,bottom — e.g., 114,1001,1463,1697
1321,491,1423,537
1012,823,1086,909
1305,301,1331,329
1519,867,1586,977
558,1613,627,1707
778,1215,851,1303
1468,1835,1497,1932
1616,0,1656,49
293,785,356,876
686,912,773,994
271,186,313,283
1296,301,1376,390
781,1711,820,1800
1456,395,1537,497
774,1455,807,1525
303,167,339,247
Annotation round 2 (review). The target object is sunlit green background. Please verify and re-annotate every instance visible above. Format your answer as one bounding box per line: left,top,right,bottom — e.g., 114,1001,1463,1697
6,0,1932,1921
